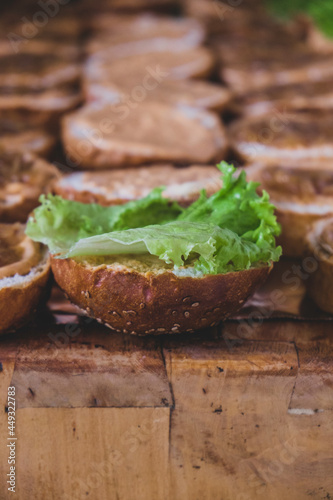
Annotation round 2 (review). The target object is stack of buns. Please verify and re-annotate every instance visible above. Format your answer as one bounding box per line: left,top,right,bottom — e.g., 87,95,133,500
0,6,83,157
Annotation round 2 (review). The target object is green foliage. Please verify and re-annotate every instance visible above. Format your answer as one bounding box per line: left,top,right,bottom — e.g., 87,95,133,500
266,0,333,37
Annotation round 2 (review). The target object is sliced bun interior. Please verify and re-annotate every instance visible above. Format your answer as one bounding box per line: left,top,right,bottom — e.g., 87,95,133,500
0,223,51,334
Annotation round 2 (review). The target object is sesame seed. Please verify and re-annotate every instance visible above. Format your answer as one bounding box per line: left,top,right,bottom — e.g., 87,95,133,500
157,328,166,332
126,321,132,326
183,296,191,303
173,323,180,327
139,303,145,309
123,310,137,316
184,311,190,318
172,310,178,316
171,327,179,332
192,302,199,307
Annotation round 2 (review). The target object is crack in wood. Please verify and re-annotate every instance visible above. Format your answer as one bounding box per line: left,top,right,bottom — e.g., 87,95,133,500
288,341,301,412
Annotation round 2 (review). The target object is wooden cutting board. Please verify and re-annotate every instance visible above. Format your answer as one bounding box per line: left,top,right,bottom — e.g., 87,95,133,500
0,260,333,500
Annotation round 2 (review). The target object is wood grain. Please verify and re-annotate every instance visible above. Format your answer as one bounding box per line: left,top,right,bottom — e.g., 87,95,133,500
0,319,333,499
164,334,301,500
14,407,170,500
0,358,16,500
9,324,172,408
222,321,333,411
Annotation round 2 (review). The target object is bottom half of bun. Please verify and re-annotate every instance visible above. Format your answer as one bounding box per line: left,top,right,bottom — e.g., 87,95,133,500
0,251,51,334
51,255,271,335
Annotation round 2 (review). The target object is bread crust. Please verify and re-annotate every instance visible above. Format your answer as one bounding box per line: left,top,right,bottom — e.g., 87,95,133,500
53,165,222,206
307,258,333,314
0,90,82,130
86,14,205,54
62,102,227,169
51,256,270,335
0,154,61,223
81,0,178,18
84,46,214,84
84,79,231,113
306,218,333,314
230,112,333,165
0,130,55,157
276,210,323,257
0,253,51,334
220,46,333,94
0,53,80,90
245,162,333,257
0,196,46,224
233,80,333,118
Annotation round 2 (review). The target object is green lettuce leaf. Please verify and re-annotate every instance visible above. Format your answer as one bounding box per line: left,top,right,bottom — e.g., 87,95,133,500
26,188,182,253
266,0,333,38
26,163,281,275
66,221,280,275
180,162,280,240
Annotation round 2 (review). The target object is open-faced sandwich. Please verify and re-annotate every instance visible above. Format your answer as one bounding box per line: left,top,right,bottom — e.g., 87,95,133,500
26,163,281,335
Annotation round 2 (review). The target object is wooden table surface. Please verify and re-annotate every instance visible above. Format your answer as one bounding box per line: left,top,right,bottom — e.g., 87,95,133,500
0,260,333,500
